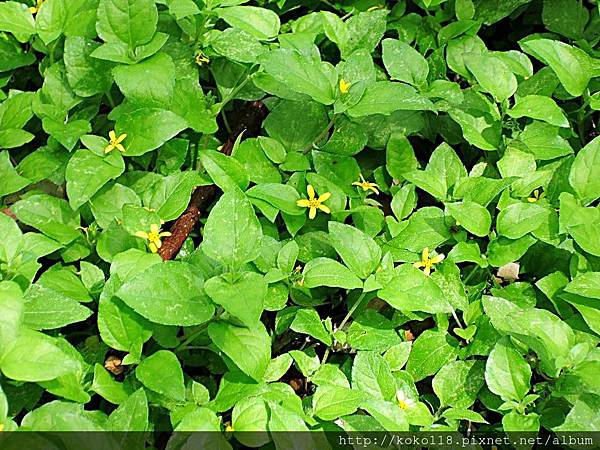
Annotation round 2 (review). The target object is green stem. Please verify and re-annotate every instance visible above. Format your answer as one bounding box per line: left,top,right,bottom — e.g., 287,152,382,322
302,116,336,154
322,291,367,364
175,309,223,352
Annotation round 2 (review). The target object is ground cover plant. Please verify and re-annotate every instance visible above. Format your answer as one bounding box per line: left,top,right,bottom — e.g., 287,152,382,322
0,0,600,446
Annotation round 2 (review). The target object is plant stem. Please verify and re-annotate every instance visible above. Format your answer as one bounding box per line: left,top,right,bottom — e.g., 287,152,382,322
322,291,367,364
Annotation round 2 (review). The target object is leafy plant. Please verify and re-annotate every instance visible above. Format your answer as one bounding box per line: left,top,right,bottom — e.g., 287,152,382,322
1,0,600,442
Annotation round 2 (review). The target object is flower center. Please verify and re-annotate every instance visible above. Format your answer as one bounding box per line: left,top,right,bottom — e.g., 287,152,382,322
398,400,410,410
308,199,320,208
148,231,160,243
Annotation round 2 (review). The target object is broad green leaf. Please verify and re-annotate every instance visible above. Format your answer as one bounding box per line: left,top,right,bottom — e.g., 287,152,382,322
351,351,395,401
0,329,79,382
328,222,381,279
216,6,280,40
464,53,517,102
378,264,452,314
261,48,336,105
0,281,24,354
200,149,249,192
520,38,592,96
406,330,459,382
64,36,114,97
96,0,158,48
204,272,266,328
496,202,549,239
136,350,185,402
485,338,531,402
381,38,428,87
23,284,92,330
302,257,363,290
66,149,125,210
446,201,491,237
0,2,35,41
312,385,363,421
116,261,214,326
203,189,263,270
290,308,331,345
12,194,81,245
347,82,434,117
208,321,271,382
433,360,485,408
0,150,30,197
569,136,600,206
508,95,568,128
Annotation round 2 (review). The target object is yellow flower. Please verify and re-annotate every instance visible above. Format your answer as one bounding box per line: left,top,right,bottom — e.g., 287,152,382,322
296,185,331,220
339,79,351,94
352,174,379,195
527,189,545,203
135,223,171,253
104,130,127,154
224,424,234,433
29,0,43,14
195,52,210,66
413,247,445,276
396,390,416,410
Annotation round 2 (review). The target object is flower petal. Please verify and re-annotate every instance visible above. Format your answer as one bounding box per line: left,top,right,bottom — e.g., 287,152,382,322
155,239,162,249
104,144,113,154
109,130,116,141
160,231,172,237
150,223,159,233
115,133,127,143
297,199,311,207
308,206,317,219
134,231,148,239
422,247,429,261
423,266,431,276
318,204,331,214
318,192,331,202
307,184,315,200
413,261,424,269
430,254,445,264
369,186,380,195
116,143,125,153
149,242,158,253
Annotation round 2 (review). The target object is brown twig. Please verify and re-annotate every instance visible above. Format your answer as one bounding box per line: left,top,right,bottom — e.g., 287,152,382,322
158,101,269,260
1,208,16,220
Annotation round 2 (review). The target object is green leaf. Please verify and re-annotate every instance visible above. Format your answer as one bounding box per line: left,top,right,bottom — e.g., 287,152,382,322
108,388,148,431
381,38,428,87
208,321,271,382
200,149,249,192
328,222,381,279
96,0,157,48
485,337,531,402
66,149,125,210
12,194,81,245
216,6,280,40
464,53,517,102
204,272,266,328
569,136,600,206
508,95,568,128
0,281,24,353
520,38,592,96
432,360,485,408
23,284,92,330
145,171,201,221
116,261,215,326
0,150,30,197
64,36,114,97
347,82,434,117
112,53,175,107
290,308,331,345
302,257,363,290
496,202,548,239
312,385,363,421
352,351,395,401
378,264,452,314
202,189,263,270
136,350,185,402
0,1,36,41
406,330,459,382
261,48,336,105
0,329,79,382
446,201,491,237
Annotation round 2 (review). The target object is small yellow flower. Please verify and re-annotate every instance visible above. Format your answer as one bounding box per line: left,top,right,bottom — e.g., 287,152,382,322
296,185,331,219
195,52,210,66
352,174,379,195
413,247,445,276
527,189,545,203
339,79,351,94
396,390,416,410
29,0,43,14
135,223,171,253
0,422,4,432
104,130,127,154
224,424,234,433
